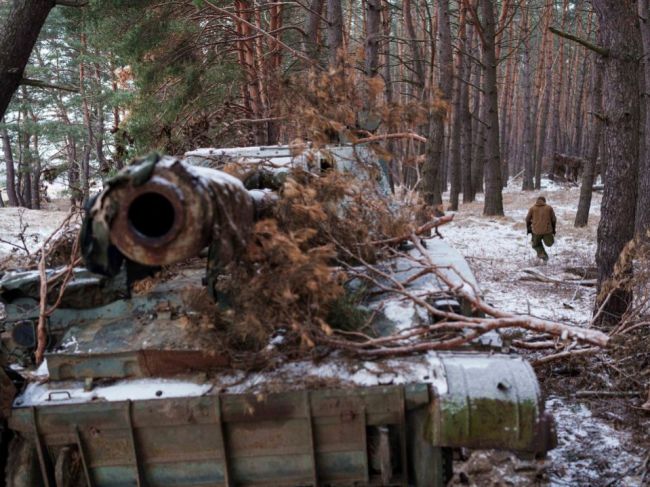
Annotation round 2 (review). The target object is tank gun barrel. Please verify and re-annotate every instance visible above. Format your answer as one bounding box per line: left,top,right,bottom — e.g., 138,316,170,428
82,154,254,270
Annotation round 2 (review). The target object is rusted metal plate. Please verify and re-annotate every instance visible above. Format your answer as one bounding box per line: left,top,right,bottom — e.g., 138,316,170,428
46,350,230,380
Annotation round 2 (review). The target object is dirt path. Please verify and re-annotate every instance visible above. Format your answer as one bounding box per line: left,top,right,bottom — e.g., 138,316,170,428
442,180,647,486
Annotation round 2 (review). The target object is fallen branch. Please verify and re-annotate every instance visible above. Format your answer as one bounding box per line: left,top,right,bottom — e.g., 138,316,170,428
532,347,600,367
574,390,642,398
368,214,454,246
520,268,596,287
409,237,610,347
0,237,30,255
321,235,610,359
511,339,558,350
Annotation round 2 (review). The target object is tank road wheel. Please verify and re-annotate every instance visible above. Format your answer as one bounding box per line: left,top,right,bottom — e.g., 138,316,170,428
4,435,43,487
407,409,453,487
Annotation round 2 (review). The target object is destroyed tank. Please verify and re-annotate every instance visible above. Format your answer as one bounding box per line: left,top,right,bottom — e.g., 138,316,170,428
0,145,556,487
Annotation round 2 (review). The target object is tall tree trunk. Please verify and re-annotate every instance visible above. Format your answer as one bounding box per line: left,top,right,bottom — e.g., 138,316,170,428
1,122,18,206
545,1,568,173
593,0,641,325
498,25,514,186
471,55,484,197
403,0,425,91
422,0,452,206
521,6,535,191
575,57,603,227
478,0,503,216
535,60,552,188
572,54,589,156
403,0,425,188
637,0,650,237
67,135,81,207
533,2,553,189
327,0,343,66
365,0,381,77
448,2,466,210
381,0,397,189
304,0,325,61
460,24,474,203
30,132,40,210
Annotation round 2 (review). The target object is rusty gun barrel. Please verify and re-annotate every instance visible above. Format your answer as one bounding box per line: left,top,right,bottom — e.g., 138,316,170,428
82,154,254,269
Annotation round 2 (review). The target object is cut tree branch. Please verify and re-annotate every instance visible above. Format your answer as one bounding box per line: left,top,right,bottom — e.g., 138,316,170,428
21,77,78,93
55,0,88,6
354,132,427,144
548,26,609,57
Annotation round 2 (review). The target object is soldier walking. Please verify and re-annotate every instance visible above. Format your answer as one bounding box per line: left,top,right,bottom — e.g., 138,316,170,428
525,196,557,261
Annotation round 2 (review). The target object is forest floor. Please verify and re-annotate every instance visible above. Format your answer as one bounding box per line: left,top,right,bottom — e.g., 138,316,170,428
0,180,648,485
442,180,649,486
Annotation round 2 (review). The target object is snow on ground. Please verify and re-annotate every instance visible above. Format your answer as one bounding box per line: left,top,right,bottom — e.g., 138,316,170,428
546,397,645,486
442,179,646,486
443,179,599,327
0,207,70,259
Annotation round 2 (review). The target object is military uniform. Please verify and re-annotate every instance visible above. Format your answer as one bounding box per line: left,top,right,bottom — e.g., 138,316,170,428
525,197,556,261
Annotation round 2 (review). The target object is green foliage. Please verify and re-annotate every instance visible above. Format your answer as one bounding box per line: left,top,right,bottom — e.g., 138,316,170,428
326,286,372,333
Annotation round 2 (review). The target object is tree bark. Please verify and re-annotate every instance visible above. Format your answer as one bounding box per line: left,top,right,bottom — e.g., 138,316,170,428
637,0,650,238
327,0,343,66
575,57,603,227
478,0,503,216
364,0,381,77
521,7,535,191
448,3,467,210
1,122,18,206
0,0,55,120
460,23,474,203
304,0,324,61
593,0,641,325
422,0,452,207
403,0,425,91
544,1,568,175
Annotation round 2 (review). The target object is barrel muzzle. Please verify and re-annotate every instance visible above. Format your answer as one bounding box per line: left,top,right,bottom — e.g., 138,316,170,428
83,155,254,269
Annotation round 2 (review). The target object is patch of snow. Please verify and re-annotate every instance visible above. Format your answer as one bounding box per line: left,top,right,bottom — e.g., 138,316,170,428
216,353,449,396
14,378,213,407
59,336,80,354
34,358,49,378
382,300,417,329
